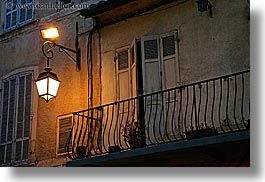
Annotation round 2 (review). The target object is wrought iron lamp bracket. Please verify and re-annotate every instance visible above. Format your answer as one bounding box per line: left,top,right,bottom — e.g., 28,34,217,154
41,22,81,71
42,41,81,71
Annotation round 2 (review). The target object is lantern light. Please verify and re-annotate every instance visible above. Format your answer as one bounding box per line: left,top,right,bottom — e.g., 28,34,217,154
35,67,60,102
40,28,59,40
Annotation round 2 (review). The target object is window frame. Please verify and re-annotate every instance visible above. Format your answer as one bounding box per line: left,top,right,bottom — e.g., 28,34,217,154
4,0,35,32
0,71,33,166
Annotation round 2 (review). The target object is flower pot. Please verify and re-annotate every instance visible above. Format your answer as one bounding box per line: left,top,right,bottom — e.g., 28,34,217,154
185,128,217,140
109,146,121,153
76,146,86,159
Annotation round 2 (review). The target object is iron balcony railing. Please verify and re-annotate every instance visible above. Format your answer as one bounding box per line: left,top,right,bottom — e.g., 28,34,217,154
66,70,250,160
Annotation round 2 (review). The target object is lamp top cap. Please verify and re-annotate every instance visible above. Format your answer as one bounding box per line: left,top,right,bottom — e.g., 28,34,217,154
36,69,60,82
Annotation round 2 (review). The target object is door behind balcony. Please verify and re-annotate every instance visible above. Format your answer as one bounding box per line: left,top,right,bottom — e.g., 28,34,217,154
141,32,181,144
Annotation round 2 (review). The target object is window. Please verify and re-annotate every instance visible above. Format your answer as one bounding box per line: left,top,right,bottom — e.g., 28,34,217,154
4,0,34,31
0,71,33,166
141,31,179,93
116,43,137,101
57,115,73,155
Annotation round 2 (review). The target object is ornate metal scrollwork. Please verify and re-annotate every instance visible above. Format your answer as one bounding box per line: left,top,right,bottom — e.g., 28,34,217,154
42,41,56,60
41,40,81,71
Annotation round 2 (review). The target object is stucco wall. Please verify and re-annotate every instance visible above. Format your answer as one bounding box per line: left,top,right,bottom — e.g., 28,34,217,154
99,0,250,105
0,7,90,166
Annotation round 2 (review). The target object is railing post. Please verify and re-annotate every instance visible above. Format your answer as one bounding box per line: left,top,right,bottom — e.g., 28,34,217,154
139,95,146,147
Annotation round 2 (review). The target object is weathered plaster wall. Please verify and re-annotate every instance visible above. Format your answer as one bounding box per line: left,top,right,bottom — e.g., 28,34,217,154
99,0,250,105
0,7,90,166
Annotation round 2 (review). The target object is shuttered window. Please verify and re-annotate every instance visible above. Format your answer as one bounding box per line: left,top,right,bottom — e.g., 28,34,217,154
141,32,179,94
0,71,33,166
4,0,34,31
116,40,137,102
116,48,130,101
57,115,73,155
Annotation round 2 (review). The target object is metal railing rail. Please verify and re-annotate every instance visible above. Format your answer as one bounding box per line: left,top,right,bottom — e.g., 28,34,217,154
66,70,250,160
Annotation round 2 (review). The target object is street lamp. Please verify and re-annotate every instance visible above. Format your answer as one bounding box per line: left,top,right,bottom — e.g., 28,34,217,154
36,22,81,102
35,67,60,102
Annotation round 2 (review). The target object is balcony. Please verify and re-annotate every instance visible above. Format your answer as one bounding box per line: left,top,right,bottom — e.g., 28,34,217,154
66,70,250,166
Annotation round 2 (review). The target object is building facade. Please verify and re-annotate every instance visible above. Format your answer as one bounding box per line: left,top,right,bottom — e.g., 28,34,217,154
0,0,250,167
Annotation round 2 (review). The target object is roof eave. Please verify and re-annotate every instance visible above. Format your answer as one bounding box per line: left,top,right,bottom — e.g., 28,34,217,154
80,0,136,18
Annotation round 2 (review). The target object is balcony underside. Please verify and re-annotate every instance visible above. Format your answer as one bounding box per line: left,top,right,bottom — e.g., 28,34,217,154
66,130,249,167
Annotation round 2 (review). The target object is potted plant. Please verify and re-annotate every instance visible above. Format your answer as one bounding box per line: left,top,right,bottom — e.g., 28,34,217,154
76,146,86,159
122,121,145,149
185,124,218,140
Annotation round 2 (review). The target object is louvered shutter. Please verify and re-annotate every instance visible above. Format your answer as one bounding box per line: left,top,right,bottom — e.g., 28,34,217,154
58,116,73,155
117,49,130,101
15,73,32,162
1,81,10,144
160,32,181,138
141,35,162,94
8,79,16,142
17,76,25,140
1,81,10,165
141,35,163,143
0,72,32,166
24,74,32,138
160,33,179,89
129,40,138,122
0,79,15,165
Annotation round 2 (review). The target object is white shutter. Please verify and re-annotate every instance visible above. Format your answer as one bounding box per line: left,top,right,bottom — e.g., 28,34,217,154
129,39,138,123
141,35,163,143
57,115,73,155
141,35,162,94
116,48,130,101
160,32,180,90
160,32,181,139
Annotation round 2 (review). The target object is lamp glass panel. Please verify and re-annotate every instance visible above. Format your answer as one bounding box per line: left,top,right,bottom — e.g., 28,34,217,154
48,77,60,97
36,78,48,96
41,28,59,39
